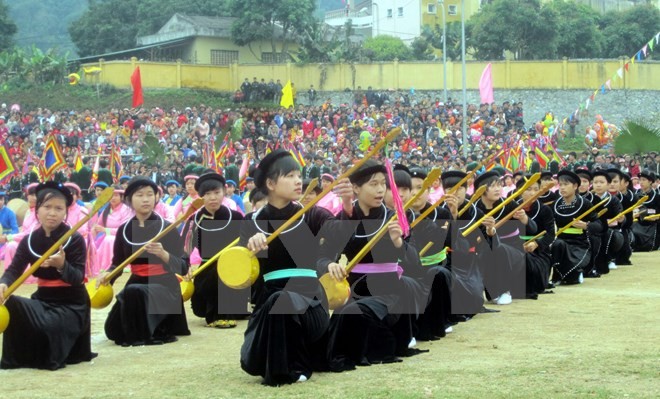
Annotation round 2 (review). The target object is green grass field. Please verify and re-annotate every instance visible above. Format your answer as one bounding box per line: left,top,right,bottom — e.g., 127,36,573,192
1,252,659,398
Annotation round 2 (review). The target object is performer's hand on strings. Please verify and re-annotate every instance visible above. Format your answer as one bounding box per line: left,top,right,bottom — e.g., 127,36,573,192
482,216,497,236
0,283,7,303
387,220,403,248
445,194,459,219
512,209,529,225
145,242,170,263
523,240,538,253
573,220,588,230
247,233,268,252
42,246,65,271
96,272,112,288
327,262,347,281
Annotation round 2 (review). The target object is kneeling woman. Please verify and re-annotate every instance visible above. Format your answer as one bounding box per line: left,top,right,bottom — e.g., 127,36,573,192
240,149,344,386
0,182,95,369
181,171,247,328
100,177,190,346
324,160,423,370
551,170,602,285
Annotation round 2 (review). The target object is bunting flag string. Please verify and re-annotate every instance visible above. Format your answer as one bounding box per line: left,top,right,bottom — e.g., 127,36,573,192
558,31,659,142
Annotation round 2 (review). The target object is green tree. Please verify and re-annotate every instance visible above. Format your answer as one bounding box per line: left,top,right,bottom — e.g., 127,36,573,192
298,19,364,63
69,0,230,57
362,35,412,61
411,36,433,60
228,0,316,62
420,22,463,62
545,0,603,59
0,0,17,51
600,4,660,58
468,0,558,60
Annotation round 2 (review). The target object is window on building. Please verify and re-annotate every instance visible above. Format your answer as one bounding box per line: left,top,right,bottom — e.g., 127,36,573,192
210,49,238,65
448,5,458,15
387,8,393,18
397,7,404,17
261,52,289,64
427,4,437,14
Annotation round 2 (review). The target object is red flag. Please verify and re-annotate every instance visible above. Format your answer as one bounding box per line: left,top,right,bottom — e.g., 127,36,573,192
131,66,144,108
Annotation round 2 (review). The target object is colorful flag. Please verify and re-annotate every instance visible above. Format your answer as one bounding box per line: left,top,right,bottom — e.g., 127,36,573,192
534,147,549,169
110,144,123,183
88,147,101,192
131,66,144,108
38,134,66,180
238,145,251,192
0,145,16,184
478,63,494,104
74,148,84,172
280,80,294,109
215,133,230,168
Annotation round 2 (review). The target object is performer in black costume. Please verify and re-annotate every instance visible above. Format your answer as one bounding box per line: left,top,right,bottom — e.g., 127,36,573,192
181,171,247,328
100,177,190,346
407,167,453,340
473,171,534,303
239,149,350,385
515,176,555,298
551,170,603,285
609,170,637,266
590,170,623,276
324,160,424,371
0,181,96,369
632,170,660,251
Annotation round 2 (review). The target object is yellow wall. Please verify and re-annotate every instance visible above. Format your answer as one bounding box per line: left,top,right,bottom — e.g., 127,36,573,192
85,58,660,92
178,37,299,64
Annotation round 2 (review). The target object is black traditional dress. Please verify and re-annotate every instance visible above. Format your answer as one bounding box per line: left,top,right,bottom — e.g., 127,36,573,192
592,192,623,275
323,203,424,371
551,196,602,284
614,189,638,265
579,191,601,275
539,190,559,207
181,205,247,324
0,224,95,369
441,201,489,319
632,189,660,251
475,198,533,299
104,212,190,346
518,199,555,298
240,202,332,386
409,203,453,340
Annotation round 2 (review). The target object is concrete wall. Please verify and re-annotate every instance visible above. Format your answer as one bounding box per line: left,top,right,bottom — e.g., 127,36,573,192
85,58,660,92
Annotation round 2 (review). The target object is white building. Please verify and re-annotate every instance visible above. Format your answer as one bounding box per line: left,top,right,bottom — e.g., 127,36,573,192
325,0,422,44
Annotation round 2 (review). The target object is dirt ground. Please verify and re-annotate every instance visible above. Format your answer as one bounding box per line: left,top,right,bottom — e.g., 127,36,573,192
1,252,659,399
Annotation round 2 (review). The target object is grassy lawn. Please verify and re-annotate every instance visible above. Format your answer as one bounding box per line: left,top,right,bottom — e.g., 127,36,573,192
0,252,658,398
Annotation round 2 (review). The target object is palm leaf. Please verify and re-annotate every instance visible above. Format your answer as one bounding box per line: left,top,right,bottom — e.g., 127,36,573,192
614,120,660,155
141,133,165,165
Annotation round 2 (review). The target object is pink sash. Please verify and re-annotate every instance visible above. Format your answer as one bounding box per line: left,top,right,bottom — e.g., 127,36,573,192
351,262,403,279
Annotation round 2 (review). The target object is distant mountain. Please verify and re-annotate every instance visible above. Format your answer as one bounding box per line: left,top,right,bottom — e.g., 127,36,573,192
7,0,89,56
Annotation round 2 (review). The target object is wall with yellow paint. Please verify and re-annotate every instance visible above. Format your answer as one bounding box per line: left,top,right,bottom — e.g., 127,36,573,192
86,58,659,92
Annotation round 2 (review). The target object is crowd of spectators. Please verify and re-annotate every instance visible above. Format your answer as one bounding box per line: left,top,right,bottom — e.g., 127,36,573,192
1,91,659,201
